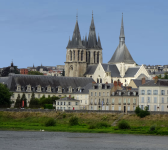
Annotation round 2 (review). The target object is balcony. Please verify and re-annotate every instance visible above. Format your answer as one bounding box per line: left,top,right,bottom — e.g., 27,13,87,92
112,103,114,105
123,103,126,105
118,103,121,105
90,102,93,105
133,103,136,105
94,103,97,105
127,103,130,105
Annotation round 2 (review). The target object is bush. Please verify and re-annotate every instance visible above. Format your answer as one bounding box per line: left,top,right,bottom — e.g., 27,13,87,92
88,124,96,129
96,122,111,129
63,113,66,118
135,106,150,118
44,104,54,109
150,125,156,131
45,118,56,127
69,116,79,126
118,120,130,129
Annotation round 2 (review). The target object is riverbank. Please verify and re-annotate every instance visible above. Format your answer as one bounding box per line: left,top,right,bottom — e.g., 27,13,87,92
0,111,168,135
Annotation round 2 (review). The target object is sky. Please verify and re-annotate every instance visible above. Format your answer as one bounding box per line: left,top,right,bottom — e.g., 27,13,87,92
0,0,168,68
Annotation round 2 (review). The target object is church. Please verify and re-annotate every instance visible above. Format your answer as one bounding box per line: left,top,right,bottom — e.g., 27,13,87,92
65,13,150,85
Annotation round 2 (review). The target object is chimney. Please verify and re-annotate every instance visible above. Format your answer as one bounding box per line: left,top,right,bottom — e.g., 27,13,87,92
141,77,146,85
114,81,118,87
69,95,71,99
154,76,158,84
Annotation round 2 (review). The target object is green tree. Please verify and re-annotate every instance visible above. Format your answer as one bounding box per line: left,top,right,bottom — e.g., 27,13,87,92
28,71,44,75
0,83,12,108
29,92,40,108
21,93,27,108
14,94,21,108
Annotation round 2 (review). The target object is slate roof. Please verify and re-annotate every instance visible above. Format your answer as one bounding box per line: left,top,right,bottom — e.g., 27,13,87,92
0,74,94,93
124,67,140,77
108,14,135,64
101,64,120,77
66,13,102,50
136,73,149,80
140,79,168,87
84,65,98,75
75,83,92,94
131,79,150,88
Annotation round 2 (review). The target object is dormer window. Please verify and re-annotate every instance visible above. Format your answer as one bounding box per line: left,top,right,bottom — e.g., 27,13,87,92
69,86,72,93
47,86,51,92
119,92,121,96
27,85,31,92
37,85,41,92
133,92,136,96
128,92,130,96
112,92,115,96
17,85,21,91
58,86,62,93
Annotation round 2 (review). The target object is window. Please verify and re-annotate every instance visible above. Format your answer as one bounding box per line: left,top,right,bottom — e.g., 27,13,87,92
162,97,164,103
141,97,144,103
99,92,101,96
124,98,126,103
119,98,121,104
95,92,97,96
85,95,87,99
154,97,157,103
128,98,130,104
119,92,121,96
27,86,31,91
91,92,93,96
112,98,115,104
107,92,109,96
133,98,136,104
76,102,78,105
147,105,150,111
118,106,121,111
68,102,71,105
153,90,158,95
141,105,144,110
57,107,59,110
128,106,130,111
12,94,14,98
147,97,150,103
57,102,59,105
68,107,71,110
133,106,136,111
161,105,164,111
161,90,165,95
128,92,130,96
112,106,114,110
141,90,145,95
28,94,30,99
154,105,157,111
85,100,87,104
107,99,109,103
61,102,63,105
147,90,151,95
103,92,105,96
64,102,66,105
133,92,136,96
38,87,41,92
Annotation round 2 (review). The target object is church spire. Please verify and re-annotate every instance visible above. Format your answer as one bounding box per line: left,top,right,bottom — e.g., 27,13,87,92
119,13,125,44
88,11,98,49
98,33,102,48
66,13,85,49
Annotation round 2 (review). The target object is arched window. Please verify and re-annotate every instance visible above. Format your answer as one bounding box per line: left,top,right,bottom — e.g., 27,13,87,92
97,52,99,63
94,51,96,63
97,78,99,83
100,78,102,83
81,50,83,61
73,51,75,61
78,50,80,61
70,51,72,61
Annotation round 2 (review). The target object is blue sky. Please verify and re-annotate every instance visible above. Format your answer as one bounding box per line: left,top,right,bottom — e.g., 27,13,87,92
0,0,168,68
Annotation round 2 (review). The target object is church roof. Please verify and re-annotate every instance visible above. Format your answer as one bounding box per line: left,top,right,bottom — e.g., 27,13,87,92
124,67,140,77
84,64,98,75
66,19,85,49
67,12,102,50
87,12,102,49
102,64,120,77
108,14,135,64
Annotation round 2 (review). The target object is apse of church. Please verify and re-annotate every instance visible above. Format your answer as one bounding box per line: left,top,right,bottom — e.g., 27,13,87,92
65,12,103,77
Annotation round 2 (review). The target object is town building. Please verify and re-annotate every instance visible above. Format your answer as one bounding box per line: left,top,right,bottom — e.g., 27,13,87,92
139,78,168,111
20,68,28,74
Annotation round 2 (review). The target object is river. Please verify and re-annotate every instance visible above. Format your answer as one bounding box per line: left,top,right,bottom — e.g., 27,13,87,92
0,131,168,150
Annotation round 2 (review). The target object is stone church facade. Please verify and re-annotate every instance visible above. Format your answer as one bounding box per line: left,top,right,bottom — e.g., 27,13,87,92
65,13,103,77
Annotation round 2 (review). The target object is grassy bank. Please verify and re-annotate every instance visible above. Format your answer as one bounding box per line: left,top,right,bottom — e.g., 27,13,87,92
0,111,168,135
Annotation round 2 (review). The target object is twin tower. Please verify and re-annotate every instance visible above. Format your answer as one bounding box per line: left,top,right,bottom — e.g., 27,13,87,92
65,12,103,77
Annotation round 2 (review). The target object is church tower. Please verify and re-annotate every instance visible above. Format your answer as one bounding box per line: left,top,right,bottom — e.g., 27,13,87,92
65,12,103,77
65,15,87,77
